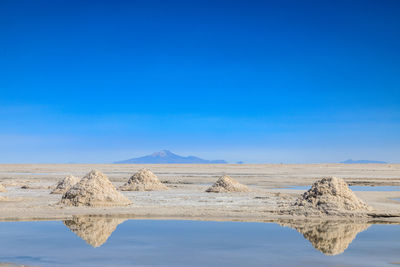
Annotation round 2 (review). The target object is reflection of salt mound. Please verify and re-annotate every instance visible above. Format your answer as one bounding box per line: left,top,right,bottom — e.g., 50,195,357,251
60,170,132,207
120,169,168,191
0,196,7,201
51,175,80,194
294,177,371,214
280,220,370,255
0,184,6,192
64,216,126,247
206,175,249,193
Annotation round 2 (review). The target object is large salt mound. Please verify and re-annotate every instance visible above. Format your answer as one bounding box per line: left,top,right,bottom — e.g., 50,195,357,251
206,175,249,193
60,170,132,207
119,169,168,191
280,220,370,255
64,216,126,247
294,177,372,214
0,184,6,192
51,175,80,194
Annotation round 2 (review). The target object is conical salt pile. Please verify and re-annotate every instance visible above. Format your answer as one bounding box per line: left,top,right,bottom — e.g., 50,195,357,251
279,220,370,255
60,170,132,207
294,177,371,214
206,175,249,193
51,175,80,194
0,184,6,192
64,215,126,247
119,168,168,191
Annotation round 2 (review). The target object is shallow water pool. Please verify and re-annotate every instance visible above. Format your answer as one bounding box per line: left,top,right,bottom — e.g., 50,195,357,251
0,218,399,267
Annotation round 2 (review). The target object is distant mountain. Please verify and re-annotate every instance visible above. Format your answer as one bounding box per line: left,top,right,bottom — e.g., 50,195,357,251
340,159,387,164
114,150,227,164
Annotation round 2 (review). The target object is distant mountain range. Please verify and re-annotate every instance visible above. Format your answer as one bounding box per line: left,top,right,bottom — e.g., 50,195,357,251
114,150,227,164
340,159,388,164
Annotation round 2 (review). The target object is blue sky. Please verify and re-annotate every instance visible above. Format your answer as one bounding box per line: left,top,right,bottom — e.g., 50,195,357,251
1,0,400,163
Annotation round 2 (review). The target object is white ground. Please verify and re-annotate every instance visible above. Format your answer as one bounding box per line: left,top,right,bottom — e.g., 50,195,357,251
0,164,399,222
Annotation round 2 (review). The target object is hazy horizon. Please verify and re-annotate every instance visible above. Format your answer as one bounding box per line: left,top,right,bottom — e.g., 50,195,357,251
1,0,399,164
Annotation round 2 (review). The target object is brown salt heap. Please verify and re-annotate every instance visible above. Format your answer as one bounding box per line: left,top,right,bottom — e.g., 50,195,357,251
206,175,249,193
0,184,7,201
51,175,80,194
60,170,131,207
119,168,168,191
64,215,126,247
294,177,372,215
0,184,6,192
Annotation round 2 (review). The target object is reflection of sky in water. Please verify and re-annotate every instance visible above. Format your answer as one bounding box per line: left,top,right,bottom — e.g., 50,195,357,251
274,185,400,191
0,220,399,266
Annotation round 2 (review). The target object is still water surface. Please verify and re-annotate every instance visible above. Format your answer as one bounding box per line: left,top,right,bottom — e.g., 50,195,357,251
0,218,399,267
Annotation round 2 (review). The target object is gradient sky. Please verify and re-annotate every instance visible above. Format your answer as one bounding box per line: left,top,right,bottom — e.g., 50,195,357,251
1,0,400,163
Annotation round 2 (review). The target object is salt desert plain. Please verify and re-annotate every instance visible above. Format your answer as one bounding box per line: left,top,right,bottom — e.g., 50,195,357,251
0,164,399,222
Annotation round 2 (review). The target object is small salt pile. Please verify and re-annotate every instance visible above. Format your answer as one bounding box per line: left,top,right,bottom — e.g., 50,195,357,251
60,170,131,207
206,175,249,193
51,175,80,194
294,177,371,214
119,169,168,191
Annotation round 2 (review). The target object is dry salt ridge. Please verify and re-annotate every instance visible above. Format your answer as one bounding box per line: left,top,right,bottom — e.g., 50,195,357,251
0,164,399,222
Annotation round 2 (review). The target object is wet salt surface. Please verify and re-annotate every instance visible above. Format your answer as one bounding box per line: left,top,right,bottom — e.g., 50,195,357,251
274,185,400,191
0,220,399,267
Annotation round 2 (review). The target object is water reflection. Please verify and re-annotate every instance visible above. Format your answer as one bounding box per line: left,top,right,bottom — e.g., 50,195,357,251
63,216,126,247
279,220,370,255
0,219,399,266
63,215,372,256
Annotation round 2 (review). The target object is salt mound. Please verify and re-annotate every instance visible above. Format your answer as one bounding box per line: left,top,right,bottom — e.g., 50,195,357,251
0,196,7,201
0,184,6,192
64,215,126,247
51,175,80,194
206,175,249,193
280,220,370,255
60,170,132,207
294,177,371,214
119,169,168,191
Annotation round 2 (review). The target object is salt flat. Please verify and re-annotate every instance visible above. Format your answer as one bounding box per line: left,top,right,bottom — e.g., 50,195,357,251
0,164,399,222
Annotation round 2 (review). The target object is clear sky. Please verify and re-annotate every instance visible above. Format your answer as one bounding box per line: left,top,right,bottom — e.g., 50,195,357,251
1,0,400,163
